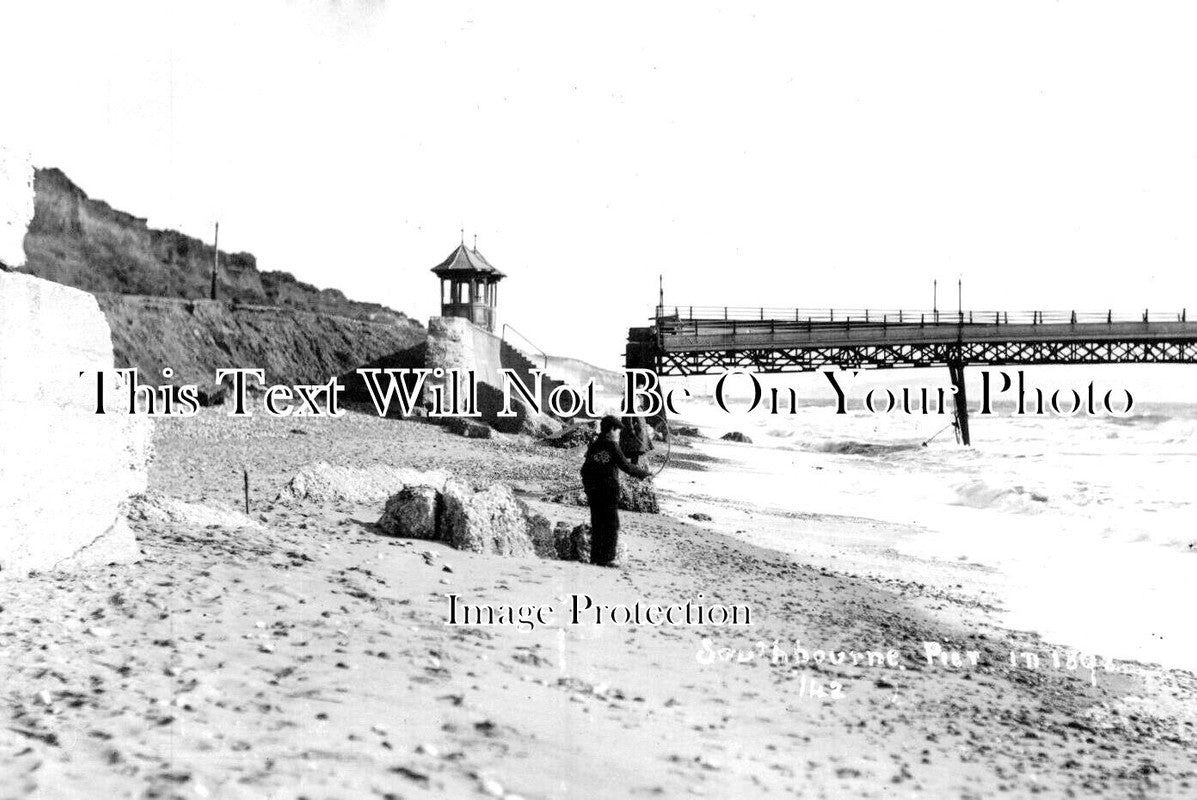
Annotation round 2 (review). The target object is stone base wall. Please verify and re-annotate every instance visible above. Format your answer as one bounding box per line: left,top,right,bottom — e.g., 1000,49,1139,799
424,316,569,433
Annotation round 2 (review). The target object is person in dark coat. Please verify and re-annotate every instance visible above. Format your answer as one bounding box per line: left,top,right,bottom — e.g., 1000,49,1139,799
619,396,654,466
581,415,651,566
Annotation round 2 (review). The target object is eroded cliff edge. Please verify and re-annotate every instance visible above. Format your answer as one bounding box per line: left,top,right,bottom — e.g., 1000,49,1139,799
21,168,412,323
18,168,425,387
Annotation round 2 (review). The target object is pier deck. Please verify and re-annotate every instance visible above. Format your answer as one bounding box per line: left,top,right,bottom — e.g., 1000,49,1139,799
625,306,1197,444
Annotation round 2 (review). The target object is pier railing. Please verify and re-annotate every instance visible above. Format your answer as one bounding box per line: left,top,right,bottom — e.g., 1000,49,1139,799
654,305,1189,328
630,303,1197,401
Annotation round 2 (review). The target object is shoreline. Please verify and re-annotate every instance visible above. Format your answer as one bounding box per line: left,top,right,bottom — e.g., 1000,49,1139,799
656,419,1197,674
2,409,1195,797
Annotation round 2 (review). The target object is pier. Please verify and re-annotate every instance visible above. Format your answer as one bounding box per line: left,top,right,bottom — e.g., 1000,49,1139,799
626,306,1197,444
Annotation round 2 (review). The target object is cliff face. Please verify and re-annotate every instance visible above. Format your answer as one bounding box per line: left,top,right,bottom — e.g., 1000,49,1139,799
21,168,411,324
95,294,424,389
16,167,426,390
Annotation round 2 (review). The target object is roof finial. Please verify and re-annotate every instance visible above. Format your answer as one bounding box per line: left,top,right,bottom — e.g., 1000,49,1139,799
473,233,477,250
460,227,464,245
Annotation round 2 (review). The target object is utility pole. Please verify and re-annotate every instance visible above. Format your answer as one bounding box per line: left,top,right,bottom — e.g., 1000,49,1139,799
210,222,219,301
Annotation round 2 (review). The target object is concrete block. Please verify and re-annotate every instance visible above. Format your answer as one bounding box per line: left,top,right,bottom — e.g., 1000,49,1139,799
0,153,151,575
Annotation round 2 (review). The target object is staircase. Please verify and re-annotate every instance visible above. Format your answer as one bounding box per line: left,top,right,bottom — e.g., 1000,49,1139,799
497,338,572,418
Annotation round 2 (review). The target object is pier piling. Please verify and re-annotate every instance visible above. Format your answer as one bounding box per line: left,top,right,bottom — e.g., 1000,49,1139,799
947,362,971,446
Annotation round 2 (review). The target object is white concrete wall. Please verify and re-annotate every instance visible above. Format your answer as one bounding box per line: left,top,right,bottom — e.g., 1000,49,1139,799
0,146,35,268
424,315,550,431
0,145,150,575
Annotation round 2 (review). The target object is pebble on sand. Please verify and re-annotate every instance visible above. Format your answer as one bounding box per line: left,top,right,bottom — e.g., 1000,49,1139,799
478,777,505,797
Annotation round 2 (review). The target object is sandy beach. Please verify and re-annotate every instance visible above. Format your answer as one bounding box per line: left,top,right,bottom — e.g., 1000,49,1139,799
2,409,1196,799
8,2,1197,796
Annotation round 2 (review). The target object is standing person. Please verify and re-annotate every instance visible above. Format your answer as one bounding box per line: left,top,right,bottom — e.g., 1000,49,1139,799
581,415,651,567
620,396,655,466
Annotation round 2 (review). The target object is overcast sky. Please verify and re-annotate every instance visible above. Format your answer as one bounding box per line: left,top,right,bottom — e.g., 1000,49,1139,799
4,1,1197,369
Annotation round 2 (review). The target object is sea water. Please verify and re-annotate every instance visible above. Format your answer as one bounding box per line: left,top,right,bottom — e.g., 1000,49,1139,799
652,370,1197,671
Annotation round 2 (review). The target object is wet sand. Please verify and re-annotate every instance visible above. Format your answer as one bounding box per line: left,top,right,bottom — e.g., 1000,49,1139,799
2,409,1196,798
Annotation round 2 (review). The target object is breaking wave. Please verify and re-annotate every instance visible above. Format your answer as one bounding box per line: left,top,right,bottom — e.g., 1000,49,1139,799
809,440,924,457
1105,412,1171,427
951,479,1050,513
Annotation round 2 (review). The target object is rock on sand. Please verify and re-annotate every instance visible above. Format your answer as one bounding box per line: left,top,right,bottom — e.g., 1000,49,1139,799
129,492,265,530
446,417,493,439
277,462,449,506
569,523,627,565
377,486,440,539
618,476,660,513
439,482,536,556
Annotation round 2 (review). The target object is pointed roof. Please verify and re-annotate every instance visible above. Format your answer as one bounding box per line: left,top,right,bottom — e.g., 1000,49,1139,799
430,244,506,279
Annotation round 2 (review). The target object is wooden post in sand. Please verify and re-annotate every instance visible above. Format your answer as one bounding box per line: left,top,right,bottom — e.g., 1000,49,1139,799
243,468,250,515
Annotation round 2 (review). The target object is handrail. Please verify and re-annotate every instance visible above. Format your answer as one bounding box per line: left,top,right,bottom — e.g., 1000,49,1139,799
501,323,550,370
654,305,1190,327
